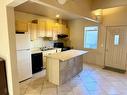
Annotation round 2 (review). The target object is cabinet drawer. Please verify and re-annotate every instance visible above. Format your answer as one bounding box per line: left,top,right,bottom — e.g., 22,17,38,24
43,52,48,56
56,49,61,53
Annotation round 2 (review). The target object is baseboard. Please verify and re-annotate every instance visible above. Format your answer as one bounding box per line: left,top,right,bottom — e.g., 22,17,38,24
84,62,104,68
103,66,126,73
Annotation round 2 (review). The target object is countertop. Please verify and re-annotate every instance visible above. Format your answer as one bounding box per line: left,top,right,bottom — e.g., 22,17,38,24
31,50,43,54
46,49,88,61
31,48,61,54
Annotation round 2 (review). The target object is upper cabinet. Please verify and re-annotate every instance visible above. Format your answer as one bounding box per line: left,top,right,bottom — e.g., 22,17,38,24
45,21,53,37
55,23,69,35
36,20,53,38
28,23,38,41
37,21,46,37
16,19,69,41
16,20,28,32
62,24,69,35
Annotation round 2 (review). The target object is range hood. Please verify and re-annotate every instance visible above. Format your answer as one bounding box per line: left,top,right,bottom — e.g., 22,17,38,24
57,34,68,38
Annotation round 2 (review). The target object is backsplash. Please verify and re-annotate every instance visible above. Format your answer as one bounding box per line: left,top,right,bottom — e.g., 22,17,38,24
30,37,54,49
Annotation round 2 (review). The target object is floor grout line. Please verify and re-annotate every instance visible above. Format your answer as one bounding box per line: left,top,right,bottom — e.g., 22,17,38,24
39,80,44,95
20,64,127,95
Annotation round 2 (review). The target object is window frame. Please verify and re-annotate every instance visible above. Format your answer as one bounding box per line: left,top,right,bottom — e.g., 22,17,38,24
83,25,99,50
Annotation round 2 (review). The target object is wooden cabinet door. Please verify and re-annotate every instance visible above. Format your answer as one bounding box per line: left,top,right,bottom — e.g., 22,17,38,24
57,24,62,34
56,24,69,35
38,21,46,37
62,25,69,35
52,26,58,40
46,21,53,37
28,23,38,41
65,27,69,35
16,20,28,32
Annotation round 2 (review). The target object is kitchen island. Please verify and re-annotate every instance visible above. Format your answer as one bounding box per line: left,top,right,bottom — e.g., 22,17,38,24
46,50,88,85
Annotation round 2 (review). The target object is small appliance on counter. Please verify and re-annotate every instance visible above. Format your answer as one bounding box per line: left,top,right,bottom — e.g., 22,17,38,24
54,42,71,51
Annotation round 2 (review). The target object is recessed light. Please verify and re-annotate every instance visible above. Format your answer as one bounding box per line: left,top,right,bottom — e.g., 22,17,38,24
56,14,60,18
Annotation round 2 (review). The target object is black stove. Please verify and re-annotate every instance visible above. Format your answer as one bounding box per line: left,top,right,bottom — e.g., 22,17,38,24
54,42,71,51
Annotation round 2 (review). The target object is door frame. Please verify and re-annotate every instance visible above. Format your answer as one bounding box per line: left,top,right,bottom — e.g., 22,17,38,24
104,25,127,70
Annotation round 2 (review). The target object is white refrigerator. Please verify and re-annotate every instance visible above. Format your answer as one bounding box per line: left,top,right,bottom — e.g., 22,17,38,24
16,33,32,82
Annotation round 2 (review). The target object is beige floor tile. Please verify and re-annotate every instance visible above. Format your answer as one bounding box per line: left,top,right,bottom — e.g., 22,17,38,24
41,87,57,95
20,64,127,95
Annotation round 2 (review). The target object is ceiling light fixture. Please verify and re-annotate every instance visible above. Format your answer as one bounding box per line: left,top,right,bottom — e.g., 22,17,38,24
57,0,67,5
92,9,103,23
56,14,60,18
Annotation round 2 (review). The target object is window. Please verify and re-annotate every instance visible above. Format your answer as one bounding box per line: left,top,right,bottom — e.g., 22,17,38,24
84,26,98,49
114,34,119,45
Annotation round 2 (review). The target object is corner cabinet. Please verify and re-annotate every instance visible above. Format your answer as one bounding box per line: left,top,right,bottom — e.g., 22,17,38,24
28,23,38,41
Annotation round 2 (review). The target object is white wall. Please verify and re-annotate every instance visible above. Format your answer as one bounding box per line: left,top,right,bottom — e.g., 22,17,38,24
92,0,127,10
93,6,127,66
69,6,127,67
99,6,127,66
15,11,55,22
68,19,105,66
0,0,28,95
103,6,127,26
39,0,92,18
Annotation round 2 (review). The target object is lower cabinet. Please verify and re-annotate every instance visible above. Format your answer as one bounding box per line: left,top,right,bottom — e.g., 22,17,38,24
43,49,62,68
28,23,38,41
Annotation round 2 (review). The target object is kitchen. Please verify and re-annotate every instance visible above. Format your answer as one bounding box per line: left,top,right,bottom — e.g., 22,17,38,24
15,12,70,81
14,0,87,88
2,0,127,95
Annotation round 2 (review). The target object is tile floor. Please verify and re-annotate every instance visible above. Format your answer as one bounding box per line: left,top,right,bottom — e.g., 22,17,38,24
20,64,127,95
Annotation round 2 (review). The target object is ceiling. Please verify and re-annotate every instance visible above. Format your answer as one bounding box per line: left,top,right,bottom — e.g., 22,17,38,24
14,1,80,20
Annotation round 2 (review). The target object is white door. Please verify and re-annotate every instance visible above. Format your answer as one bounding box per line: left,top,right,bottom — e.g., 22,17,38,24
105,26,127,70
17,50,32,82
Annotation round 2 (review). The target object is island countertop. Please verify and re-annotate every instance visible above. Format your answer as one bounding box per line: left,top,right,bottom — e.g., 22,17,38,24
46,49,88,61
